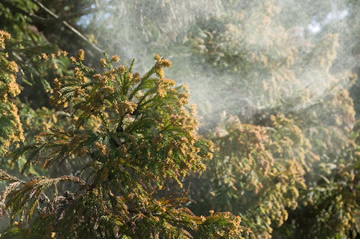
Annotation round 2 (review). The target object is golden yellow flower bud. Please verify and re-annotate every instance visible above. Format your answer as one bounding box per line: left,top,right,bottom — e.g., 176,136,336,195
77,49,85,61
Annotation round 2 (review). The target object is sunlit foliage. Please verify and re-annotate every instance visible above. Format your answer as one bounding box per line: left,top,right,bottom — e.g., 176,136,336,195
1,0,360,239
0,34,246,237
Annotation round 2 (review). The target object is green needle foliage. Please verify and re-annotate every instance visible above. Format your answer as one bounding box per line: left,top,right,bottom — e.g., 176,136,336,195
0,37,246,238
1,0,360,239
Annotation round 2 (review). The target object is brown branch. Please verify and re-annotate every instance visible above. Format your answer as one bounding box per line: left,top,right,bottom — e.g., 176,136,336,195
32,0,103,54
3,0,98,24
2,0,103,55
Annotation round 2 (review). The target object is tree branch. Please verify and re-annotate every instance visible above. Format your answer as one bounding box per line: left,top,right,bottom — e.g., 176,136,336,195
32,0,103,54
2,0,103,55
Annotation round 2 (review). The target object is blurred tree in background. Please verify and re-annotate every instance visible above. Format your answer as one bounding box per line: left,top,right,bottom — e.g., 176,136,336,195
183,0,360,238
1,0,360,239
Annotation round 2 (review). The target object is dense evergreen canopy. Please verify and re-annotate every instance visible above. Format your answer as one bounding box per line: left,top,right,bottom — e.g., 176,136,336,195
0,0,360,239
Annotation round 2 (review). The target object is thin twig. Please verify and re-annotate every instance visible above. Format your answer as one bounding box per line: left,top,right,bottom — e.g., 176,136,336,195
95,0,100,8
3,0,98,24
32,0,103,54
2,0,103,55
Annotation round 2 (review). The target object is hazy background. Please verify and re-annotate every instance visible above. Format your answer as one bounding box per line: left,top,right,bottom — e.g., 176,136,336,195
73,0,360,130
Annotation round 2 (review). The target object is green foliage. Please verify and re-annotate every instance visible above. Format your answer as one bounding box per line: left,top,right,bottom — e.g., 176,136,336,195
1,0,360,239
189,112,308,238
186,1,356,117
194,212,249,239
0,46,247,238
0,31,24,156
181,0,360,238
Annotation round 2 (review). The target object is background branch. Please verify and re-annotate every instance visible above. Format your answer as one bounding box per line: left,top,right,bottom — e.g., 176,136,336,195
2,0,103,55
32,0,103,54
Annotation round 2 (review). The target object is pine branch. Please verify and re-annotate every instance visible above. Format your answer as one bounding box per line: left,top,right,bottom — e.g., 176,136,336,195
0,169,22,183
3,175,85,221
